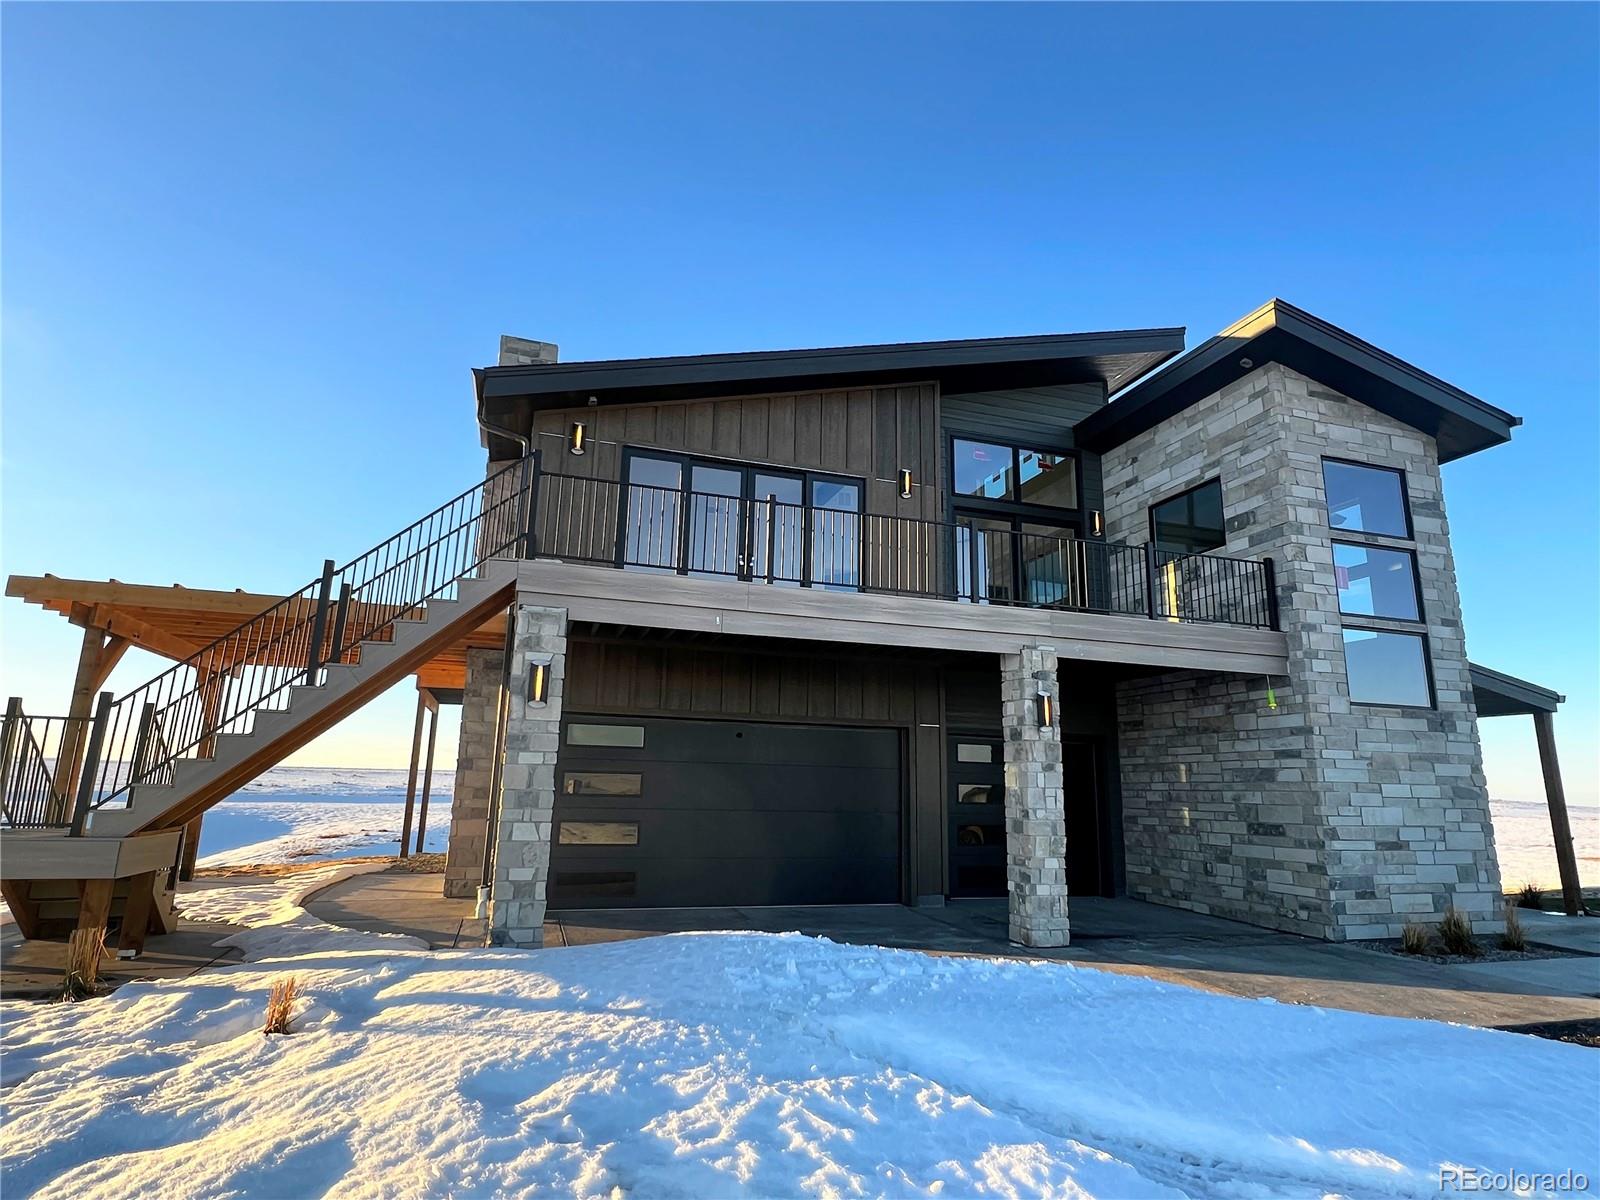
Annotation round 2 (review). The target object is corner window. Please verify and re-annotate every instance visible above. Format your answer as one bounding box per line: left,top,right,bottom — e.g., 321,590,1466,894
1149,479,1225,555
1323,460,1410,538
1342,628,1433,707
1333,542,1421,621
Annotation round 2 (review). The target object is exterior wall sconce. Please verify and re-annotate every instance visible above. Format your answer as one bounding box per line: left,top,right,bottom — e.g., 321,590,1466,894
1035,689,1054,730
898,469,913,500
568,421,588,456
527,657,552,706
1089,509,1104,537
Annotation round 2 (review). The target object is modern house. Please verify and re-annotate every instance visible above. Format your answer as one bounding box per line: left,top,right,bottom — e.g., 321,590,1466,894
1,300,1582,953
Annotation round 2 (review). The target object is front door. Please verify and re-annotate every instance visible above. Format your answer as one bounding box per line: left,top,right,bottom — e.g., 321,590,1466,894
945,734,1110,898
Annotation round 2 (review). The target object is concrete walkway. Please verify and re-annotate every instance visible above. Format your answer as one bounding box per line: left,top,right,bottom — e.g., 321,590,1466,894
302,871,1600,1036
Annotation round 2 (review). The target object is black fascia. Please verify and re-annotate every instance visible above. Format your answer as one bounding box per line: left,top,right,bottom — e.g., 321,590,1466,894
1075,300,1520,464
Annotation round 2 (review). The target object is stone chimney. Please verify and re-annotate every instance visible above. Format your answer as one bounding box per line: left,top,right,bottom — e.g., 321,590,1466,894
498,335,559,367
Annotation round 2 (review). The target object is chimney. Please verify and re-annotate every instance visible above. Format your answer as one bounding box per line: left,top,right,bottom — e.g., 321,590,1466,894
498,335,559,366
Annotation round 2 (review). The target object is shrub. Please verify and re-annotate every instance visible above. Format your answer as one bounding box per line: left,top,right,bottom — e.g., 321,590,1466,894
263,977,300,1035
1400,922,1431,955
1516,882,1544,910
59,928,106,1002
1501,903,1528,952
1437,906,1480,957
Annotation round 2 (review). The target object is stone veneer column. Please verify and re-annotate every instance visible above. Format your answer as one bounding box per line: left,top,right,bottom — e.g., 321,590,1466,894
442,646,505,899
486,603,567,947
1002,646,1069,947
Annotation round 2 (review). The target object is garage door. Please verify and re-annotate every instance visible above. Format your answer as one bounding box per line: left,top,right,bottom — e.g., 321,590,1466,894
551,716,901,909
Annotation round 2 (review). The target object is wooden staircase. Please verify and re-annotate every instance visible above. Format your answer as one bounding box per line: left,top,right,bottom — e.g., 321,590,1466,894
1,455,536,951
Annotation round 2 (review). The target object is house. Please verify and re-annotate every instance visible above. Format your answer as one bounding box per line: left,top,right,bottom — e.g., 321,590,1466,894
1,300,1581,954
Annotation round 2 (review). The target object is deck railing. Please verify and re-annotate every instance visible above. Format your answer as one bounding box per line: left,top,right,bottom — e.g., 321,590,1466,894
0,702,91,829
531,469,1277,630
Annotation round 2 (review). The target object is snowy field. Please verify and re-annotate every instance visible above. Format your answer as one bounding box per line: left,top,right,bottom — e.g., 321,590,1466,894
195,767,454,867
197,768,1598,888
3,865,1597,1200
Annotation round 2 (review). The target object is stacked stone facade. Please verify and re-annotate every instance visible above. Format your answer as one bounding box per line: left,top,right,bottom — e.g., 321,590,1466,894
1102,363,1501,939
486,603,567,947
442,647,505,899
1002,646,1070,947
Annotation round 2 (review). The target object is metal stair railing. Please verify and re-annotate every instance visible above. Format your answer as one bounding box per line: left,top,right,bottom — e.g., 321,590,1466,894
0,700,91,829
69,452,538,831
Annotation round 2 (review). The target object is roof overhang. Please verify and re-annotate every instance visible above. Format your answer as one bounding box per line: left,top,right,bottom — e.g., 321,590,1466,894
476,327,1185,458
1469,662,1564,717
1076,300,1519,464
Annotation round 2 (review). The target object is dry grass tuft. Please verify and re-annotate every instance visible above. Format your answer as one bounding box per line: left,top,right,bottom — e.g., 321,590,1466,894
1516,882,1545,911
263,977,301,1035
1399,922,1431,955
59,928,107,1002
1437,906,1480,957
1501,903,1528,952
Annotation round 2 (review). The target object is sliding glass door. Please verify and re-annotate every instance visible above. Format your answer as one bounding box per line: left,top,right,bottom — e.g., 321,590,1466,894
621,451,860,588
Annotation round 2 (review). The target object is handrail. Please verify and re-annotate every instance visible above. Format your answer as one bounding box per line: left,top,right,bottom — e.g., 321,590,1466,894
73,453,538,821
532,468,1276,630
0,701,90,829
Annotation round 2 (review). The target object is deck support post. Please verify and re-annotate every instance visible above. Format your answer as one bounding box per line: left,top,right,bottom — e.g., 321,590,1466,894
415,694,440,855
116,871,158,959
1533,710,1584,917
399,688,428,858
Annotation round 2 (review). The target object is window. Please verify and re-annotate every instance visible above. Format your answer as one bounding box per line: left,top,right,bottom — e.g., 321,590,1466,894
809,477,862,590
955,743,994,763
957,783,1000,804
566,723,645,748
1323,460,1410,538
953,440,1016,500
561,772,642,797
1333,543,1421,621
557,821,640,846
1342,629,1433,707
1149,479,1225,555
623,454,683,571
953,439,1079,510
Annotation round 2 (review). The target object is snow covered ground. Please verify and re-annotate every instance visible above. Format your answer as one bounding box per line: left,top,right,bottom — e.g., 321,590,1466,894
3,868,1596,1199
195,767,454,867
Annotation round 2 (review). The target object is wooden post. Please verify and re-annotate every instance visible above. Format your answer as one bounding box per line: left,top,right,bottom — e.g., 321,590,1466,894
56,621,130,803
116,871,158,959
179,816,204,882
398,689,427,858
1533,710,1584,917
177,666,224,882
415,696,440,855
74,878,115,950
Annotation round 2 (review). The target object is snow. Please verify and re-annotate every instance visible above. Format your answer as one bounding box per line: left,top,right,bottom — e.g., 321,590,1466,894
194,767,454,867
4,873,1597,1199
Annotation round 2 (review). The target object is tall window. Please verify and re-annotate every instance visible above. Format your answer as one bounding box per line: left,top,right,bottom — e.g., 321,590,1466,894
1323,459,1432,708
1148,479,1225,555
950,437,1081,605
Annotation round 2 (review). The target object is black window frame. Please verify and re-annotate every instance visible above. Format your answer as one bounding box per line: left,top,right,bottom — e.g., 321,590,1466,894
1146,477,1227,556
617,445,865,587
1331,539,1426,623
1321,457,1415,541
946,434,1084,522
1340,625,1438,710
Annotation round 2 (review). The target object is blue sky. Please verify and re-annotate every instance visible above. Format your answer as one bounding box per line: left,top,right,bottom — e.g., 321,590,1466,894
3,3,1596,804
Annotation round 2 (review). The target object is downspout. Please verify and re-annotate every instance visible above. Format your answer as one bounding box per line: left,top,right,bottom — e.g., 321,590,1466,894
473,367,532,459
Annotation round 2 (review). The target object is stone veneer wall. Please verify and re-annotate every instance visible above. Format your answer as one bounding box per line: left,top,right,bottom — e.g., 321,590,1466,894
442,647,505,899
1002,646,1070,947
1101,363,1501,939
486,603,567,947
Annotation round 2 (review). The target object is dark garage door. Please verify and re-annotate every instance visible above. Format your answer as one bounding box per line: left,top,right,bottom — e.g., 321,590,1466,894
551,716,901,909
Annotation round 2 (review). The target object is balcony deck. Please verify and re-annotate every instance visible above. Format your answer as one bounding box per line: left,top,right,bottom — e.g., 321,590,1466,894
515,558,1289,674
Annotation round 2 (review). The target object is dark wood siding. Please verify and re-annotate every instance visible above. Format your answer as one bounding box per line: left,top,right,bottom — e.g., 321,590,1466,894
531,383,943,522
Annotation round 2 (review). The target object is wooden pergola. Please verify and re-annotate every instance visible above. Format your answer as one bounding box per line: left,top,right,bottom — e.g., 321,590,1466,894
6,574,506,871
